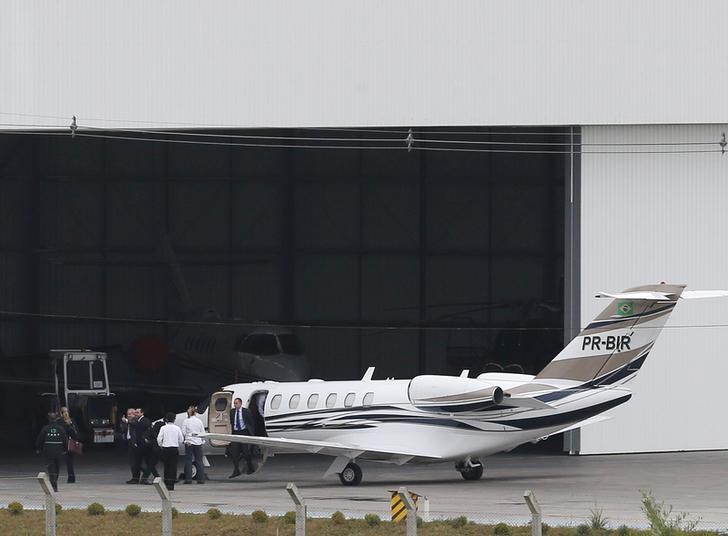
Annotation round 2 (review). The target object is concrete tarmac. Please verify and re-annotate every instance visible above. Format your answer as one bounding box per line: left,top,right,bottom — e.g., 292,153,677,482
1,449,727,529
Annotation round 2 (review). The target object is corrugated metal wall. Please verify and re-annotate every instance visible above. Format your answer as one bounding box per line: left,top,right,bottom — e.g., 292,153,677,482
580,124,728,453
2,1,727,129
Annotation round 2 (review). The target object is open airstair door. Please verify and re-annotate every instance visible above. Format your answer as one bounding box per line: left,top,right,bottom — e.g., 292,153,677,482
248,390,268,437
208,391,233,447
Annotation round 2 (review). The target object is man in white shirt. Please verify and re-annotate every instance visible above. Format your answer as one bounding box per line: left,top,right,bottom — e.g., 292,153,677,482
181,406,206,484
157,412,184,490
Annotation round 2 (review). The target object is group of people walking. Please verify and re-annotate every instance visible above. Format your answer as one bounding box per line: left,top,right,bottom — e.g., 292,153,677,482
36,397,263,492
123,406,207,490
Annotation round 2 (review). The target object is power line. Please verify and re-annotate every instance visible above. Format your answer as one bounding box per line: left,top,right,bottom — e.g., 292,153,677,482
1,309,727,331
1,120,724,155
0,111,581,135
0,310,561,331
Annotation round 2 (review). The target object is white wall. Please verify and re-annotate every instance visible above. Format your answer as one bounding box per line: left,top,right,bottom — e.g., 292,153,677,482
2,1,727,130
579,124,728,454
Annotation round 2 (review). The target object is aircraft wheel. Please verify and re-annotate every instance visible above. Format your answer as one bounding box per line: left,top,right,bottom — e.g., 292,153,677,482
338,462,363,486
459,461,484,481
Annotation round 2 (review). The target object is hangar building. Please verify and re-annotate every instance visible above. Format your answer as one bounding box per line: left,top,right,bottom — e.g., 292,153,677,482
1,1,727,454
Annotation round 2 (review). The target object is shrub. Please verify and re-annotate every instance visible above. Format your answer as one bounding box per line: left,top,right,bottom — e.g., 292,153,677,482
576,524,591,536
283,511,297,524
364,513,381,526
125,504,142,517
494,522,512,535
417,516,423,528
330,511,346,525
55,503,62,515
542,522,551,535
207,508,222,520
171,507,179,519
449,516,468,528
617,525,630,536
87,503,105,516
589,506,609,530
640,490,699,536
7,502,23,515
252,509,269,523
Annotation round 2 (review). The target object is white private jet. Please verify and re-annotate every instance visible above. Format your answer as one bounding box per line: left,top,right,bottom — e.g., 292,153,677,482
180,284,727,486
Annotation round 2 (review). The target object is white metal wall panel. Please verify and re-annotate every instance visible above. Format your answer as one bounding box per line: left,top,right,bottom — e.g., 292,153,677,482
580,124,728,454
2,1,727,130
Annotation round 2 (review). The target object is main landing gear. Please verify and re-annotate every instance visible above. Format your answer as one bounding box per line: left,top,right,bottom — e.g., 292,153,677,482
456,458,484,481
338,462,363,486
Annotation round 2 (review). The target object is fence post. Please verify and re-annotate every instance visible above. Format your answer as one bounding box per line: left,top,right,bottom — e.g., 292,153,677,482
524,490,542,536
37,472,56,536
398,486,418,536
422,495,430,523
286,482,306,536
153,476,172,536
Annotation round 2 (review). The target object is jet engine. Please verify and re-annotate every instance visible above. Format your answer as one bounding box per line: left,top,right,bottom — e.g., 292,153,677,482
408,375,504,411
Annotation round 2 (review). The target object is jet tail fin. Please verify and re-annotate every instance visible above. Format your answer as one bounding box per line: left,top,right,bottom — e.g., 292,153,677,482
536,284,687,385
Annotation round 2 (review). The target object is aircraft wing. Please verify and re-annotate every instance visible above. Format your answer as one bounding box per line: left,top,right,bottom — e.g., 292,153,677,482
199,432,441,464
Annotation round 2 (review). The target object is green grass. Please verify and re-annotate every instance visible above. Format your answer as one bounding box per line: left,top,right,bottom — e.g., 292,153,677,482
0,509,718,536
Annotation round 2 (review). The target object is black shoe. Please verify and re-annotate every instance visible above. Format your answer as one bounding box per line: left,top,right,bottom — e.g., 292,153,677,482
183,480,192,484
228,469,241,478
51,483,58,492
67,477,75,484
197,480,205,484
126,479,139,484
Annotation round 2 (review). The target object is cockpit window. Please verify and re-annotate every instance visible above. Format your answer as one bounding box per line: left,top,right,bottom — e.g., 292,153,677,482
239,334,280,356
278,334,304,355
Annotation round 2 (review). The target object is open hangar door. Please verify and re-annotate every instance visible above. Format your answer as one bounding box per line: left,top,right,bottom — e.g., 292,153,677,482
0,126,573,449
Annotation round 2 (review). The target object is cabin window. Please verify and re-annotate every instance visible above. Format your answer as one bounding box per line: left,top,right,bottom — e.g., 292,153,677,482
362,392,374,406
344,393,355,407
214,397,228,411
307,393,319,409
270,394,282,410
326,393,337,408
289,394,300,409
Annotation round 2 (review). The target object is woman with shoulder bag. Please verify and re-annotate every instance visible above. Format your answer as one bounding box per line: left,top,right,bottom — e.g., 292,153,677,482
59,406,80,483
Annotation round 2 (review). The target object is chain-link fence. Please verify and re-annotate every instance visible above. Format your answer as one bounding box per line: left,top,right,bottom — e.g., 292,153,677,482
8,473,727,536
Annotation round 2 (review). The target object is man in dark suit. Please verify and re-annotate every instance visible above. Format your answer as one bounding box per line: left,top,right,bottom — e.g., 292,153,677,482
122,407,144,484
135,408,159,484
228,397,255,478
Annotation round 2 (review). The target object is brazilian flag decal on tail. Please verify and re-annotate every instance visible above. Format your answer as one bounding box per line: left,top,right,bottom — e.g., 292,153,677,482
616,301,633,316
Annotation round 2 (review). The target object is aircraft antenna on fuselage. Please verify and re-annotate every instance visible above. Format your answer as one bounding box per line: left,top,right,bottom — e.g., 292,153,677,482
361,367,375,381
